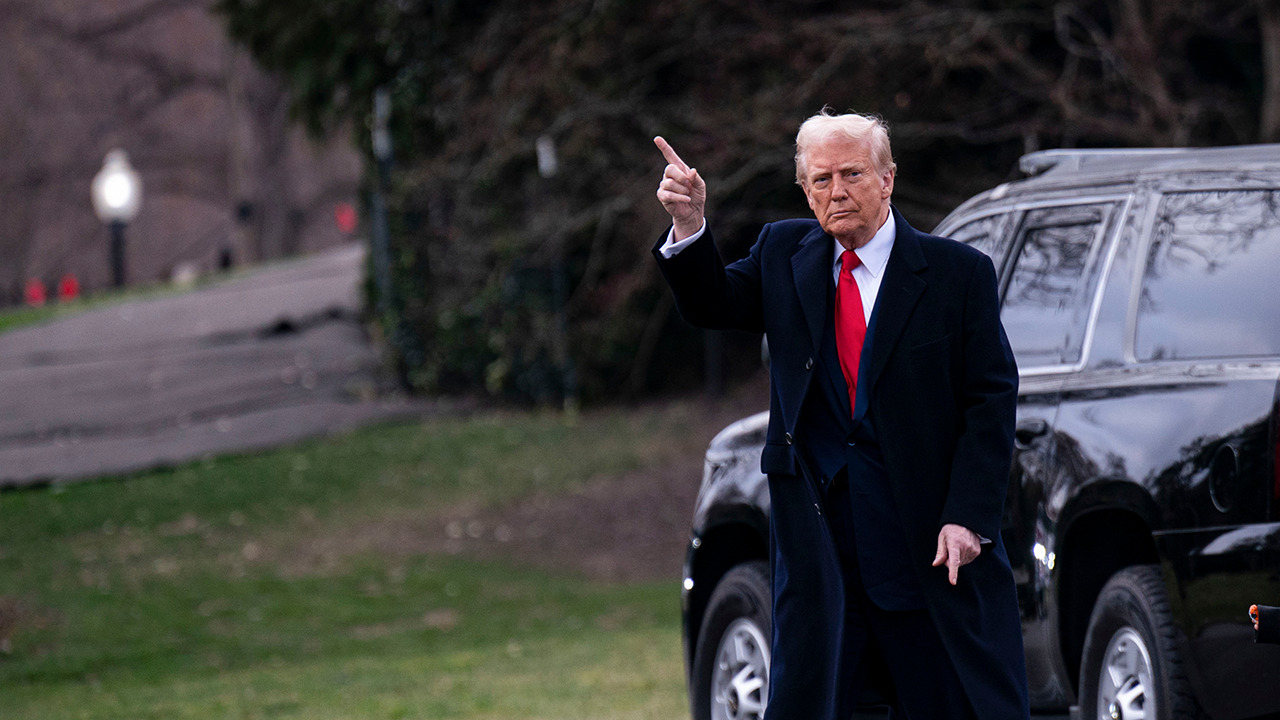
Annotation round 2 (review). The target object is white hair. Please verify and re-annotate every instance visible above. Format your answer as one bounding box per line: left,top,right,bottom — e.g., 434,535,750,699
794,109,896,185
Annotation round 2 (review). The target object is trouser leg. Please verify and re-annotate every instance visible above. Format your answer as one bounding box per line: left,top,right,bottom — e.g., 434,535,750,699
824,473,884,719
824,473,976,720
863,599,977,720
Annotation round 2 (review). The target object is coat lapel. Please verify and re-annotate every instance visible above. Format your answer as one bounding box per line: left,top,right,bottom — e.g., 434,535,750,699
791,224,834,354
860,206,927,402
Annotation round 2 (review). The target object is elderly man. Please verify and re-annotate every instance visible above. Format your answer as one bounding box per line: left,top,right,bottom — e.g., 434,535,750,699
652,111,1029,720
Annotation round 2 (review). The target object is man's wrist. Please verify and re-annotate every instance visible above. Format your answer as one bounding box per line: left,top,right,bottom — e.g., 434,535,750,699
673,216,705,242
659,219,708,259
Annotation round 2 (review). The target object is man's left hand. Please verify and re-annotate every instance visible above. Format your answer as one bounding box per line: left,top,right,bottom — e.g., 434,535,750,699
932,523,981,586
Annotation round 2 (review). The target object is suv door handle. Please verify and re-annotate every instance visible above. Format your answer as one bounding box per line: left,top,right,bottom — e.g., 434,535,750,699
1015,419,1049,450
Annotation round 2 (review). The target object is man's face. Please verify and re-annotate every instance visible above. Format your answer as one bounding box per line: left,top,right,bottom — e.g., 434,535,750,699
801,137,895,249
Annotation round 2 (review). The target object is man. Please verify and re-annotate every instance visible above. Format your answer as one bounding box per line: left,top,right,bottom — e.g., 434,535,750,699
652,111,1029,720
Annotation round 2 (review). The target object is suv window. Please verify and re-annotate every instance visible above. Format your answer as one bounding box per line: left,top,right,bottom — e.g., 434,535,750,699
1001,203,1114,368
950,212,1015,273
1137,189,1280,361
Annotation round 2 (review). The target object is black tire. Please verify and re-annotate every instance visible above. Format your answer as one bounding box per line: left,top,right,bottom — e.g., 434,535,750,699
691,560,772,720
1077,565,1203,720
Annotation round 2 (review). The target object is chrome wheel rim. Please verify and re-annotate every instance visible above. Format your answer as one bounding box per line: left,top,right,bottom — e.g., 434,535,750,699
1096,627,1155,720
711,617,770,720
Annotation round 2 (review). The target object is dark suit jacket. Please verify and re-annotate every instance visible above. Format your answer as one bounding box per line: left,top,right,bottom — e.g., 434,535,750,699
653,207,1030,720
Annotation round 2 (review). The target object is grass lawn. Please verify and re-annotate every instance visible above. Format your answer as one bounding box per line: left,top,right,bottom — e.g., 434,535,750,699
0,403,718,719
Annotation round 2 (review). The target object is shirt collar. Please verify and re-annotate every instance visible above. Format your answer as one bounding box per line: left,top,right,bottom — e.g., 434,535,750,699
831,209,895,278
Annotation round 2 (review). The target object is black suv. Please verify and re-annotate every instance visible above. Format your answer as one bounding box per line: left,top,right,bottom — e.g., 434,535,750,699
683,146,1280,720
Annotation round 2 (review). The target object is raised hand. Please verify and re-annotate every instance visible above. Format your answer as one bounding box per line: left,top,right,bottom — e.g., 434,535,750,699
654,136,707,241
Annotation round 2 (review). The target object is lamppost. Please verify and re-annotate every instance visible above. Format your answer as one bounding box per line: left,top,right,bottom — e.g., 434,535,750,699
369,87,393,317
91,149,142,288
536,134,578,412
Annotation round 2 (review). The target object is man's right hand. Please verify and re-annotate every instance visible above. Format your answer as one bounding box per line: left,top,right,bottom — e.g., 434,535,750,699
654,136,706,241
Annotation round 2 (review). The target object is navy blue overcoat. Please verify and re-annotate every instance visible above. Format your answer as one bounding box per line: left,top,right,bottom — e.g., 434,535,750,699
654,207,1030,720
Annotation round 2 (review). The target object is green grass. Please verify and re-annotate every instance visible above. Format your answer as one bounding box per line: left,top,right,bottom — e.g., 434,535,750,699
5,628,684,720
1,409,687,543
0,404,708,719
4,557,685,720
0,301,83,335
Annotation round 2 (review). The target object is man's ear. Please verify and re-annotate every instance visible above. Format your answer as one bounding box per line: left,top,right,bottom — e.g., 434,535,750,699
881,169,895,198
802,183,818,213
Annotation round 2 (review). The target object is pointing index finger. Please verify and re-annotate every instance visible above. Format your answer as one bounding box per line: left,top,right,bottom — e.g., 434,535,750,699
654,136,690,172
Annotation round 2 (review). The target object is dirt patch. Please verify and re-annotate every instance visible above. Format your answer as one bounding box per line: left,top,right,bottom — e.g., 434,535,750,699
0,596,18,655
277,374,768,583
440,459,704,582
0,596,59,659
445,376,768,582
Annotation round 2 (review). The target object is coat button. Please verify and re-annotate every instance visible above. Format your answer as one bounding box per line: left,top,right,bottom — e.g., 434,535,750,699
814,503,822,516
785,432,793,445
805,357,813,370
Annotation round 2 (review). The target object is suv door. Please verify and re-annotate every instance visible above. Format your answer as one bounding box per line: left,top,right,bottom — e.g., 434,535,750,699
1122,185,1280,718
947,199,1125,709
1046,182,1280,720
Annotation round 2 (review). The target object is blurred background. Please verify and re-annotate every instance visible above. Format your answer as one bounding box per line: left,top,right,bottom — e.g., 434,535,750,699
2,0,1279,718
0,0,362,299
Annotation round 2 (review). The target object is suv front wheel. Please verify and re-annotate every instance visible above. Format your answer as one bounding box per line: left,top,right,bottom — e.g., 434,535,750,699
691,560,772,720
1078,565,1203,720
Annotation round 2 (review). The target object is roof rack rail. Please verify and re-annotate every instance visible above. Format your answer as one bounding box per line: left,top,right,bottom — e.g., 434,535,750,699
1019,148,1186,177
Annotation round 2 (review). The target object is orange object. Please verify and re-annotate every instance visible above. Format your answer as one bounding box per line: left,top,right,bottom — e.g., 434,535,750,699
1252,604,1280,643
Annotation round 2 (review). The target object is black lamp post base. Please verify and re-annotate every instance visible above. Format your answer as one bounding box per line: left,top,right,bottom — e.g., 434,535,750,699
109,220,127,288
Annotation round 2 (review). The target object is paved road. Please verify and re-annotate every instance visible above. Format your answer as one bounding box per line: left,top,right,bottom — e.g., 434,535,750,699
0,244,432,487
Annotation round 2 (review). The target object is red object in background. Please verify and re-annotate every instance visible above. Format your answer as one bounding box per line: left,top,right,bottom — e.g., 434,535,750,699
334,202,358,234
24,278,46,307
57,274,80,302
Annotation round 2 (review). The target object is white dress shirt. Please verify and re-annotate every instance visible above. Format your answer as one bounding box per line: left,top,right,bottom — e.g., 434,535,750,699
831,212,894,325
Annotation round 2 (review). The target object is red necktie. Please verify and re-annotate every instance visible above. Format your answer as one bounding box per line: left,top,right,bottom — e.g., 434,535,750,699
835,250,867,418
